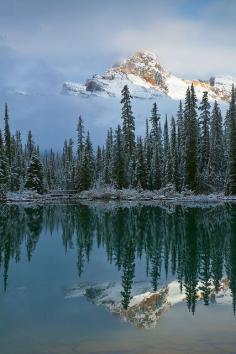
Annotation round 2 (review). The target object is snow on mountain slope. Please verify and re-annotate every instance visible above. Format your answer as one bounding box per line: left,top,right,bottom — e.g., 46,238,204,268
65,278,232,329
63,51,236,102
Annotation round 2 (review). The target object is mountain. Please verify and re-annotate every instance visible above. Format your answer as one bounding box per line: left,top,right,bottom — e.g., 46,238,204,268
63,51,236,101
65,278,232,329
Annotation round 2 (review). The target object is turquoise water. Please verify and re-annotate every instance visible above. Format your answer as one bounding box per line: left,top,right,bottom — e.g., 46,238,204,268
0,202,236,354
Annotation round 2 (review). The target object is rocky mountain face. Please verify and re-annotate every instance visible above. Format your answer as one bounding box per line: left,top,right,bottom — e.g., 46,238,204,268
62,51,236,101
65,278,232,329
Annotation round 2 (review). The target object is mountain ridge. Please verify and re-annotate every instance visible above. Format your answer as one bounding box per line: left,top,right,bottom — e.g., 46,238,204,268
62,51,236,102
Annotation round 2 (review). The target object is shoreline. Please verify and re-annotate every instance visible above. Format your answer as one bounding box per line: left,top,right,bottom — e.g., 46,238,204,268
3,189,236,205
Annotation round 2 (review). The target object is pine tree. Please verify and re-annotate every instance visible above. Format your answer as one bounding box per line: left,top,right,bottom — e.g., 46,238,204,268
4,103,11,163
75,116,85,189
170,117,178,189
199,91,211,187
112,125,127,189
135,137,148,189
103,128,113,185
163,116,172,185
176,101,184,191
95,145,103,184
11,131,25,191
25,152,44,193
208,101,224,190
62,138,74,189
226,86,236,195
26,130,34,162
144,119,152,188
0,130,8,189
79,132,94,191
121,85,135,157
76,115,84,163
184,85,198,191
150,102,160,140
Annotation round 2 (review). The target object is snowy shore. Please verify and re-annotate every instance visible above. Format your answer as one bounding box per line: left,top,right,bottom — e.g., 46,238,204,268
4,187,236,205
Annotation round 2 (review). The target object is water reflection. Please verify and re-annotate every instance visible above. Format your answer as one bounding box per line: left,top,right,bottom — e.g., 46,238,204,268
0,202,236,314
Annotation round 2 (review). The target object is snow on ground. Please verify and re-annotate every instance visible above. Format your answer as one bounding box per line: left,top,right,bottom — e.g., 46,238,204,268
5,187,236,205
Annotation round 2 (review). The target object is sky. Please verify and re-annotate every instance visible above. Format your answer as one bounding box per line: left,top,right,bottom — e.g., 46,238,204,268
0,0,235,148
0,0,236,81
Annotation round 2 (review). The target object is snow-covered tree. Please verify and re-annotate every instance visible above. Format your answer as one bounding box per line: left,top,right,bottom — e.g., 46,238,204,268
226,86,236,195
208,101,225,190
25,152,44,193
135,137,148,189
78,132,94,191
112,125,127,189
184,85,198,191
198,91,211,187
121,85,135,157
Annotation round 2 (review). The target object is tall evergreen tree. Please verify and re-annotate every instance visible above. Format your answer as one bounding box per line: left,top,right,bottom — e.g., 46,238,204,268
184,85,198,191
150,102,160,140
163,116,172,185
103,128,113,185
76,115,84,163
121,85,135,157
95,145,103,184
79,132,94,191
199,91,211,186
176,101,184,191
170,117,178,189
4,103,11,163
226,86,236,195
0,130,8,188
208,101,224,189
25,152,44,193
26,130,34,162
112,125,127,189
135,137,148,189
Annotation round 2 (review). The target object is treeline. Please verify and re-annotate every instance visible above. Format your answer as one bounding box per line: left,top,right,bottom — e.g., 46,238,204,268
1,203,236,313
1,84,236,194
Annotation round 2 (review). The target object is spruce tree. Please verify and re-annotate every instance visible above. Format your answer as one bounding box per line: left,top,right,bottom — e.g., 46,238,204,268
76,115,84,163
62,138,75,190
79,132,94,191
150,102,160,140
121,85,135,157
135,137,148,189
208,101,224,190
184,85,198,191
4,103,11,163
176,101,184,191
95,145,103,185
163,116,172,185
0,130,8,189
26,130,34,162
25,152,44,193
112,125,127,189
199,91,211,186
103,128,113,185
144,119,152,188
75,116,85,189
226,86,236,195
170,117,178,189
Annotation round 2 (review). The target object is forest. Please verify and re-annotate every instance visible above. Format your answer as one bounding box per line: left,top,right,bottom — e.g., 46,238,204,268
0,84,236,196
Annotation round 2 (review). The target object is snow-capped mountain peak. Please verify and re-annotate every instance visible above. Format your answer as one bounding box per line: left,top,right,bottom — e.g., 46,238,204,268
63,50,236,102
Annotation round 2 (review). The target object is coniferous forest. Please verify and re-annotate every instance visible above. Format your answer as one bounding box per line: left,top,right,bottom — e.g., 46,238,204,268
1,84,236,196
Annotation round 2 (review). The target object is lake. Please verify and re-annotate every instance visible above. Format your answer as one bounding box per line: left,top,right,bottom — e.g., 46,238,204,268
0,202,236,354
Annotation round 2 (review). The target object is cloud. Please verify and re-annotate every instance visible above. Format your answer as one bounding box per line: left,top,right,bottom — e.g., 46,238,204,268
0,0,235,81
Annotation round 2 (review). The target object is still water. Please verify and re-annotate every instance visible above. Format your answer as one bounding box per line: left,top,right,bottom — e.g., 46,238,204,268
0,202,236,354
